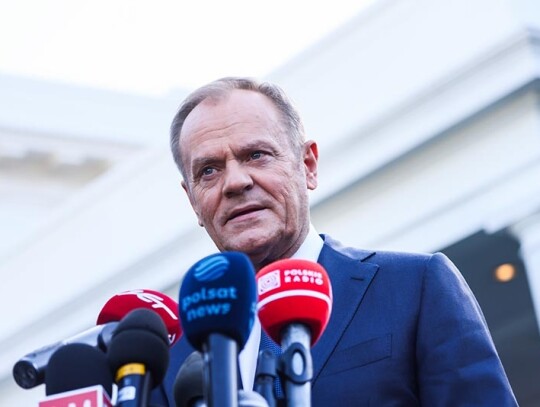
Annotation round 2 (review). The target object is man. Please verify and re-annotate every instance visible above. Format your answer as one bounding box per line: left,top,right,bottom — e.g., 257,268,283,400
152,77,517,406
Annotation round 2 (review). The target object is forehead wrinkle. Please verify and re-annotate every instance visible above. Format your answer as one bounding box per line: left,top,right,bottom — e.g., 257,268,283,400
185,113,283,150
182,92,284,140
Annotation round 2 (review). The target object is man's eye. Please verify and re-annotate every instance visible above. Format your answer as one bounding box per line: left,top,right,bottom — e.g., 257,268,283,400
201,167,215,176
250,151,263,160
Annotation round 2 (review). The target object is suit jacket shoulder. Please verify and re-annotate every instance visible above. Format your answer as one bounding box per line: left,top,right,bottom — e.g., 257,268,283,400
313,234,517,406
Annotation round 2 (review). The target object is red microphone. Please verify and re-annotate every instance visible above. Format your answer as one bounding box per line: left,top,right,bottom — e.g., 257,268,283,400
257,259,332,346
256,259,333,406
97,288,181,345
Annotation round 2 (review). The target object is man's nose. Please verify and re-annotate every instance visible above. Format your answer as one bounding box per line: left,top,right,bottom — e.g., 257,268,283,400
222,161,253,196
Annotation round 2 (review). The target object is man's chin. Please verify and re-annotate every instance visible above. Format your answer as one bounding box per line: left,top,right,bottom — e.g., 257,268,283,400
222,235,275,263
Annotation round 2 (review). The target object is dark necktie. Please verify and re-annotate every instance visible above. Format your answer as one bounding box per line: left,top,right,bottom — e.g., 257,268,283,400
259,330,284,399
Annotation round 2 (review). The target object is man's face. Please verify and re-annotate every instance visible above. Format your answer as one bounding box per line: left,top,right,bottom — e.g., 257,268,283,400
178,89,318,269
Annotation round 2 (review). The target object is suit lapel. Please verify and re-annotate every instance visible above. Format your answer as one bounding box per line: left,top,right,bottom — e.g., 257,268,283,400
312,235,379,384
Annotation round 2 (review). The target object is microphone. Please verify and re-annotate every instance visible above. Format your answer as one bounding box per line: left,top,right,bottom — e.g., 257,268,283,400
173,352,269,407
256,259,333,407
174,351,206,407
179,252,257,407
253,350,277,407
40,343,113,406
107,307,170,407
13,288,180,390
97,288,182,346
13,322,118,390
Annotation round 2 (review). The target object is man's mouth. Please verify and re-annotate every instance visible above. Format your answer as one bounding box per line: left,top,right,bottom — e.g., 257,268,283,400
227,206,265,222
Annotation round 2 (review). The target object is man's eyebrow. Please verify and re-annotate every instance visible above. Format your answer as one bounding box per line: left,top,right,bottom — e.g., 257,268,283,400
236,139,276,153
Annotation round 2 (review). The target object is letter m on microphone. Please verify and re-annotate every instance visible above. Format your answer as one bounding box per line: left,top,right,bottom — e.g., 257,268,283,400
39,385,112,407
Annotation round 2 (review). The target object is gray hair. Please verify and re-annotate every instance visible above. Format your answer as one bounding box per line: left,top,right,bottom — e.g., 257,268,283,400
170,77,306,178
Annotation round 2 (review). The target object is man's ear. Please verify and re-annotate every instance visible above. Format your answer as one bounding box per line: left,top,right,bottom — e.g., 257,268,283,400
181,180,204,227
304,140,319,190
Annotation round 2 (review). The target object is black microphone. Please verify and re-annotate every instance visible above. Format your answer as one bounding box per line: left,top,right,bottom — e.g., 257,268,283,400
45,342,113,396
173,352,269,407
174,351,206,407
107,308,170,407
179,252,257,407
42,343,113,405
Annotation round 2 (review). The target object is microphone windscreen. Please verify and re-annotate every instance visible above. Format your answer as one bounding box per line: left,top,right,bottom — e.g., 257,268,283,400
97,288,181,345
173,351,204,407
257,259,332,346
107,308,170,387
179,252,257,351
45,343,113,396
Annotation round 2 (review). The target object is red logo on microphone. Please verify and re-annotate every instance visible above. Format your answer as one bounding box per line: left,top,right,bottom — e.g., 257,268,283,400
39,385,112,407
258,270,281,294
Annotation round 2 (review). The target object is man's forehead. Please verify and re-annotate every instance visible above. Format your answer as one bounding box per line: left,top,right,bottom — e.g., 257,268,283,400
180,90,284,163
181,90,282,139
188,89,277,121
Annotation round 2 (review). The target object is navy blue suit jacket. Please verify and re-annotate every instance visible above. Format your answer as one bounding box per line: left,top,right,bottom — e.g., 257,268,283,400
152,234,517,406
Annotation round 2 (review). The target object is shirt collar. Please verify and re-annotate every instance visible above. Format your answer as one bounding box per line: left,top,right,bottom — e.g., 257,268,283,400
290,223,324,262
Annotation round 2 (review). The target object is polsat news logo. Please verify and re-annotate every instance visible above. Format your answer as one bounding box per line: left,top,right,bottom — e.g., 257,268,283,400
258,268,325,295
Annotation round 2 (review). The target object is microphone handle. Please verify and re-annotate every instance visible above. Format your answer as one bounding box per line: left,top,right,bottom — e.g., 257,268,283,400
254,350,276,407
116,364,152,407
204,333,239,407
281,323,313,407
